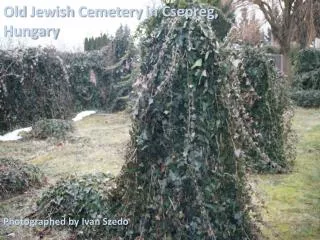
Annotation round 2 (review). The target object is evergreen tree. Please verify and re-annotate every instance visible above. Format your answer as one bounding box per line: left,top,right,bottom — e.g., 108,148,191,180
84,38,89,51
83,26,131,53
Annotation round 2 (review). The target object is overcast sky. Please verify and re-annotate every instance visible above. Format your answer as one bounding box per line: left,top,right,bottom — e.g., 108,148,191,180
0,0,268,51
0,0,162,51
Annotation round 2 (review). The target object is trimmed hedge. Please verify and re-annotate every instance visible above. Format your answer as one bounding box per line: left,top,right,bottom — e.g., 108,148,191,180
61,46,134,112
292,48,320,108
293,68,320,90
291,90,320,108
294,48,320,74
0,48,72,134
0,45,135,134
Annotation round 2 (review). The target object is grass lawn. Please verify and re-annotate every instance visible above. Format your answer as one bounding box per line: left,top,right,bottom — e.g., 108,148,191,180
0,108,319,239
255,108,320,240
0,112,130,239
0,112,130,182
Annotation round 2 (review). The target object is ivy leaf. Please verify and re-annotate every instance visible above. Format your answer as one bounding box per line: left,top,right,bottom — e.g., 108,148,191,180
234,212,242,220
191,59,202,69
169,170,178,182
142,130,148,140
234,149,242,158
205,51,210,60
202,70,208,77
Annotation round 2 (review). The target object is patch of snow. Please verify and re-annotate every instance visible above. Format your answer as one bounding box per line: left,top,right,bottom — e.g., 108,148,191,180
72,110,96,122
0,110,96,142
0,127,32,142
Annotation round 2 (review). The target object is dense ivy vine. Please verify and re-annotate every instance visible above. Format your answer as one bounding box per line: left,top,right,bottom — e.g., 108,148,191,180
0,47,71,133
238,48,296,172
0,43,135,133
104,5,265,240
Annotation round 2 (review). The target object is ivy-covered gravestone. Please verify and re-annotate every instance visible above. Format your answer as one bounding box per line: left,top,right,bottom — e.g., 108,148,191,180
238,48,295,172
105,6,261,240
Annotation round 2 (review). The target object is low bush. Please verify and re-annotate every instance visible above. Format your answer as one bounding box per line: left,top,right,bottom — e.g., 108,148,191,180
291,90,320,108
33,173,115,238
0,158,44,199
293,68,320,90
27,119,74,140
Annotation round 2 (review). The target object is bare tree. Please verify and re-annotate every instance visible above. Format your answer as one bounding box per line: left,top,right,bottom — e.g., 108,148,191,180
235,0,317,82
293,0,316,49
229,7,262,45
313,0,320,38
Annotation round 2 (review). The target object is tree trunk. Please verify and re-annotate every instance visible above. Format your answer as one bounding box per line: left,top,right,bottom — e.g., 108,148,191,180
280,42,293,86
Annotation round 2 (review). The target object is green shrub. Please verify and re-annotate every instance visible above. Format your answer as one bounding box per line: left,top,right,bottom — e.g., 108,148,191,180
293,48,320,73
292,49,320,107
33,173,114,238
291,90,320,108
239,48,295,172
0,158,44,199
293,68,320,90
262,45,281,54
293,48,320,91
0,45,135,134
0,47,72,134
27,119,74,140
111,96,130,112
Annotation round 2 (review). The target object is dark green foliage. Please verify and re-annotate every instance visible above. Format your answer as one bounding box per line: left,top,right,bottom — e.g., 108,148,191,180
0,47,72,134
27,119,74,140
139,1,232,42
63,32,135,112
262,45,281,54
61,49,109,111
209,7,233,41
293,48,320,91
111,96,130,112
291,90,320,108
292,49,320,108
293,48,320,74
293,68,320,90
0,37,135,133
104,4,267,239
239,48,295,172
84,25,131,58
33,173,114,238
114,25,132,60
84,34,112,51
0,158,44,199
